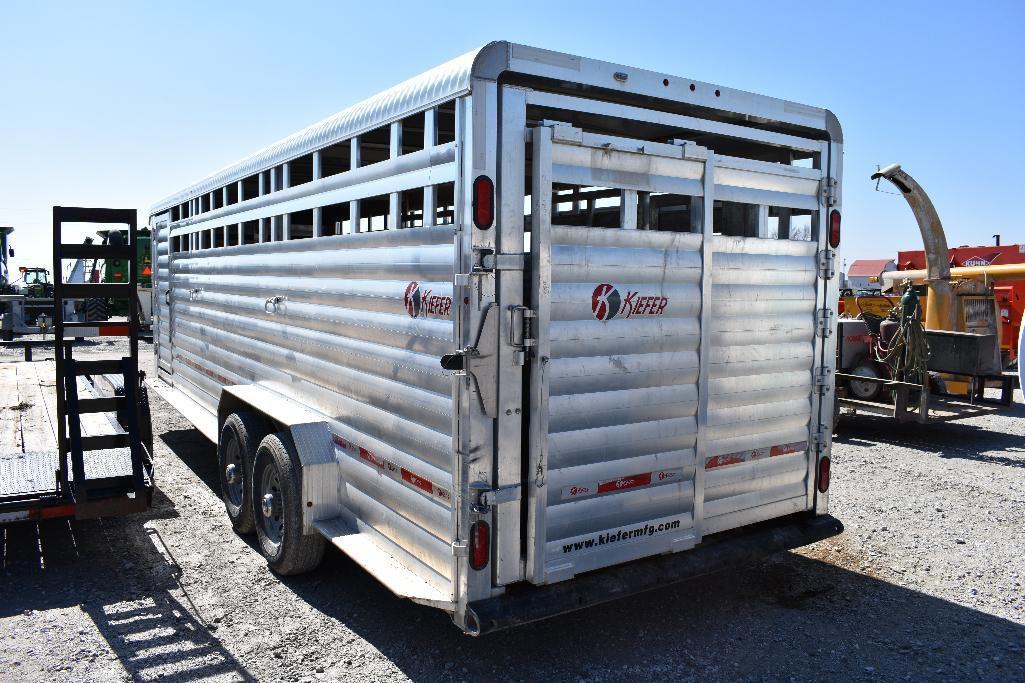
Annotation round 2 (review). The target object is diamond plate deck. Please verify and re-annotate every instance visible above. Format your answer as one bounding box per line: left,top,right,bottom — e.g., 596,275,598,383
1,360,134,500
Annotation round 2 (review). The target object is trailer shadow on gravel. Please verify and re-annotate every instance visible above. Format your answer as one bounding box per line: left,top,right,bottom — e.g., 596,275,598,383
151,417,1025,681
0,500,254,682
835,393,1025,469
275,535,1025,680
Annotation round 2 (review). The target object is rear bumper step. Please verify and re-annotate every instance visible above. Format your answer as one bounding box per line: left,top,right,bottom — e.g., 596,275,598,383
468,513,843,635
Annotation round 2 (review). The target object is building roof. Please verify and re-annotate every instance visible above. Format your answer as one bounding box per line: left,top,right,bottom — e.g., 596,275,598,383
151,41,840,216
847,259,894,277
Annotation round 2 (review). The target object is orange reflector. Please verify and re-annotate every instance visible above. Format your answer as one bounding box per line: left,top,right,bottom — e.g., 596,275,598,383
142,265,152,276
25,504,76,521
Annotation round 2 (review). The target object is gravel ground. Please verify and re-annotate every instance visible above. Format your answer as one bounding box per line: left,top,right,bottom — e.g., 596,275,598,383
1,341,1023,682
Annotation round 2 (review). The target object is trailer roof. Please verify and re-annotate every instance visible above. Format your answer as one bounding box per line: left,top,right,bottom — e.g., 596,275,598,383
152,41,841,215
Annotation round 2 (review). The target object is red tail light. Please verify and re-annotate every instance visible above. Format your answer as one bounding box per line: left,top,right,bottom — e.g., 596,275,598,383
828,210,841,248
472,175,494,229
817,457,831,493
469,520,490,570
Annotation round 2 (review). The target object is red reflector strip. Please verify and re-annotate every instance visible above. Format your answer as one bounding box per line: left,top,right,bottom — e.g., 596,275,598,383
597,471,652,494
0,504,80,523
175,355,232,385
37,504,77,519
66,324,131,338
401,468,435,494
333,435,451,503
358,446,385,469
562,467,682,501
705,441,808,469
769,441,806,457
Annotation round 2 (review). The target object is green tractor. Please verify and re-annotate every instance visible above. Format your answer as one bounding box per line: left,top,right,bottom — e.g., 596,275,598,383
86,228,151,320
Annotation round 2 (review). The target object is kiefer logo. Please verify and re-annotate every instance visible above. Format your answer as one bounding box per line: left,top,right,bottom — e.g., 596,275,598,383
403,281,452,319
591,283,668,321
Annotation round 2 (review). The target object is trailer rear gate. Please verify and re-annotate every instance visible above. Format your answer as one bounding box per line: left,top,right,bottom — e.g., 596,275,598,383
149,42,841,632
525,127,825,583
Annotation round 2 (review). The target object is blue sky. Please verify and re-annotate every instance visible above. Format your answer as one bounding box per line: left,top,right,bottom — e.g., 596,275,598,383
1,1,1022,275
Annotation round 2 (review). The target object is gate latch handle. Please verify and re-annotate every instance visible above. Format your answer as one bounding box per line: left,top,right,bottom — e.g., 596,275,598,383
264,295,287,313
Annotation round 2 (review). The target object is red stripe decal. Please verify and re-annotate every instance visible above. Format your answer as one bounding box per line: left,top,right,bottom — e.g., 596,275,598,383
358,447,385,469
401,468,434,494
770,441,807,457
597,472,652,493
334,435,450,503
705,453,748,469
706,441,809,469
175,355,232,385
100,324,130,336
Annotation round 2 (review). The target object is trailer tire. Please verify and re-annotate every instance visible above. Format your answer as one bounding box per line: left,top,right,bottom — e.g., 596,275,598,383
252,431,325,575
218,412,270,535
85,297,107,322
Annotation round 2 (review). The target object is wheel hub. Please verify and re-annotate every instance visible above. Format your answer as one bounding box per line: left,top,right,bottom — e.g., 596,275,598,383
225,463,239,485
261,493,276,519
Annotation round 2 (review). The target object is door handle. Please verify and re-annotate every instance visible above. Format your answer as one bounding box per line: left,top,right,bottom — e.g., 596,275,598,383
264,295,286,313
164,289,171,305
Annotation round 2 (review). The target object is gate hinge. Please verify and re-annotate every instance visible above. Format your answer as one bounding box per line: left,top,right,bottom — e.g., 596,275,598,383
509,305,536,366
814,366,833,393
817,248,836,280
471,483,522,514
816,307,835,338
820,177,838,207
810,424,830,454
451,540,469,557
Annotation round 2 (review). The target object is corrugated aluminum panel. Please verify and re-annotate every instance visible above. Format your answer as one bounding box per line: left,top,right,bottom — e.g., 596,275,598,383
530,126,826,585
543,226,702,578
167,226,457,587
703,236,817,534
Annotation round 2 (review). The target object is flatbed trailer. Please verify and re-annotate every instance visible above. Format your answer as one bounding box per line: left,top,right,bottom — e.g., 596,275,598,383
0,208,154,524
0,360,148,522
150,41,844,634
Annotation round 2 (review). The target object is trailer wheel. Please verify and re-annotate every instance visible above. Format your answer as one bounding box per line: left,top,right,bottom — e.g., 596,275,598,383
85,297,108,322
218,412,270,534
252,431,326,575
847,364,882,401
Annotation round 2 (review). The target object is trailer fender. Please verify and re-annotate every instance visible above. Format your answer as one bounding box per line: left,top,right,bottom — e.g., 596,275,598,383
218,385,345,533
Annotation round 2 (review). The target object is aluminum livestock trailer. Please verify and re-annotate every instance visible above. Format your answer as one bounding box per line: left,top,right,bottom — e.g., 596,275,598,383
149,41,844,634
